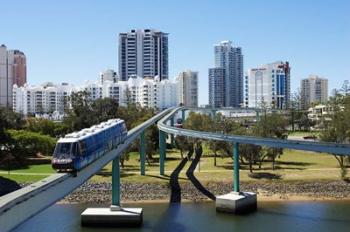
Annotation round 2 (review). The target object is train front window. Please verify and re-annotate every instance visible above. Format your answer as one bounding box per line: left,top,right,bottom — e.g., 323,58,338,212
54,143,72,155
54,142,81,156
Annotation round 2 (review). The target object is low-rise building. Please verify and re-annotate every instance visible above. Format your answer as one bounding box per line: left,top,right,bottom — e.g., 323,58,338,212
13,74,177,117
13,82,73,116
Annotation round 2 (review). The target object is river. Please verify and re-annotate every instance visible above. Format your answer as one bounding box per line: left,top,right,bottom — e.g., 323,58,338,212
14,201,350,232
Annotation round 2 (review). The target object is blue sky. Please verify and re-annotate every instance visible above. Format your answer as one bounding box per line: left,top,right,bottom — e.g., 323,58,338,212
1,0,349,105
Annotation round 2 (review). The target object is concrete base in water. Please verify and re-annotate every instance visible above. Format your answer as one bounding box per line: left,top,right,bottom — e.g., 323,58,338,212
81,207,143,227
216,191,257,213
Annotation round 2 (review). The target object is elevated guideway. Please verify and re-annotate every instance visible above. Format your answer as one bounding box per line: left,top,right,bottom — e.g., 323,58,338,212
158,107,350,213
159,107,350,156
0,107,174,232
1,106,350,230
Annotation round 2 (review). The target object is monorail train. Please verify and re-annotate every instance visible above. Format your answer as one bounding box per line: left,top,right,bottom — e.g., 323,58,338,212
52,119,127,171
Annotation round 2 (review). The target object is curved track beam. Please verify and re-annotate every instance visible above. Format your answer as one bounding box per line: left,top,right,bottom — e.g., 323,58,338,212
0,108,173,232
158,108,350,156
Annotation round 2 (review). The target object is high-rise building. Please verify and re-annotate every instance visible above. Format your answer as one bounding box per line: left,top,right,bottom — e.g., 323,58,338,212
119,29,168,81
300,75,328,109
9,50,26,87
208,67,225,107
211,41,243,107
0,44,27,107
244,61,291,109
176,70,198,107
0,44,12,107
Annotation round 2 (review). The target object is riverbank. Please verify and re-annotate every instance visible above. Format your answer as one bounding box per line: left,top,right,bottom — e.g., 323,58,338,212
59,180,350,204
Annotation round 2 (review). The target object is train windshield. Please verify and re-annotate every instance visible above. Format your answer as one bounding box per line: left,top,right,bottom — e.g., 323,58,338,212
54,142,80,156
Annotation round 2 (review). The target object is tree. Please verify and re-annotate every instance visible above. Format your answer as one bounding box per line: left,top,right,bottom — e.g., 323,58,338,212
175,136,192,159
320,92,350,179
182,112,212,160
183,112,212,132
63,91,94,131
4,130,56,167
91,98,119,123
208,140,228,166
0,108,24,163
24,118,70,138
239,143,261,172
289,90,303,131
297,113,315,131
254,112,288,170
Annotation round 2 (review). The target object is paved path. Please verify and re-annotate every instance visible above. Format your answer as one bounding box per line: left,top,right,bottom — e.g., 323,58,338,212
0,172,52,176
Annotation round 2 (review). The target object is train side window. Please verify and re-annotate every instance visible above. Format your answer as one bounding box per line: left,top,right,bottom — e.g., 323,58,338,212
72,143,79,156
79,141,86,155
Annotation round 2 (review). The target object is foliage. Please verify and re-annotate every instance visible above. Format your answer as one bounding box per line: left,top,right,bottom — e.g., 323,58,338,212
175,135,192,159
24,118,70,138
254,112,288,170
1,129,57,167
0,108,24,163
319,92,350,179
7,130,57,157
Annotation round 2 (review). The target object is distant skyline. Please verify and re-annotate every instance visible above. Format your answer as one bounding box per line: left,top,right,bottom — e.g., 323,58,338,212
1,0,349,105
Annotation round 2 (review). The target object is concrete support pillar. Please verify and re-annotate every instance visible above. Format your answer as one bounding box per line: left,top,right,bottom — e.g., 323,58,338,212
82,156,143,226
211,110,217,119
140,131,146,176
256,110,260,122
215,142,256,214
233,142,240,192
170,117,175,146
112,157,120,206
159,130,166,176
181,109,186,122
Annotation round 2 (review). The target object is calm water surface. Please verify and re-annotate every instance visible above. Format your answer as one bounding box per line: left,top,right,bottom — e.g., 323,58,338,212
14,201,350,232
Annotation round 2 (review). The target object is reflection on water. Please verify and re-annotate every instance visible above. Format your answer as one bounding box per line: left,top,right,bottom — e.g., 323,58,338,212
15,201,350,232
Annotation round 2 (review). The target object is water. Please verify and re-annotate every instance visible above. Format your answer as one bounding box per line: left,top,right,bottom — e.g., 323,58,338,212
14,201,350,232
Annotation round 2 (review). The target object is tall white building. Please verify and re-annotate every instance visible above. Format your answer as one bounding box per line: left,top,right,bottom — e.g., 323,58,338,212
13,73,177,116
300,75,328,109
119,29,168,81
176,70,198,107
244,61,291,109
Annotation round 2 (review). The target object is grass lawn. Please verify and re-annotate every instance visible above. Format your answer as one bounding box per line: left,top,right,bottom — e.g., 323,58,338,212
0,174,50,183
92,148,345,184
1,148,346,184
287,131,320,137
0,164,54,174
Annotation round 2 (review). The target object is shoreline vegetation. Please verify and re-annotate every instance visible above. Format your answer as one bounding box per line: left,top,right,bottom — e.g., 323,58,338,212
59,180,350,204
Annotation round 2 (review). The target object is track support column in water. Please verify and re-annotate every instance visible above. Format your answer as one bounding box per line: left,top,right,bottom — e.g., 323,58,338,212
82,155,143,226
216,142,256,213
112,156,120,206
233,142,240,192
140,131,146,176
159,130,166,175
